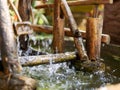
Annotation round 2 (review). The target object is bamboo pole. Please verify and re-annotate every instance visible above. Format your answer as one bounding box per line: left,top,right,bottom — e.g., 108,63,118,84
20,52,76,66
52,0,65,53
61,0,88,61
8,0,22,22
86,4,104,61
86,18,103,60
35,0,113,9
0,0,22,74
14,23,110,45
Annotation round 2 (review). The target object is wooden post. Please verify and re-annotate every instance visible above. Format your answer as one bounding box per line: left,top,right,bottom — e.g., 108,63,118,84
18,0,32,21
52,0,65,53
86,4,104,61
18,0,32,51
61,0,88,60
86,18,103,61
0,0,22,74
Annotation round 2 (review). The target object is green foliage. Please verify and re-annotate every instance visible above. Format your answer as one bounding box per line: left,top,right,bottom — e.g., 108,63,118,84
33,10,49,25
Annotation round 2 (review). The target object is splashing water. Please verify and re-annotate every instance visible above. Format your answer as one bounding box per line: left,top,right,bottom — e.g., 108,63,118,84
19,37,120,90
21,61,120,90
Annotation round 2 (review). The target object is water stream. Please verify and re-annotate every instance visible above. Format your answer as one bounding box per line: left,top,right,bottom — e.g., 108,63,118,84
20,36,120,90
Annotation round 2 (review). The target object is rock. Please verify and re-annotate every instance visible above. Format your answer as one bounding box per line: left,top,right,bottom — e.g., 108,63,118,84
98,84,120,90
71,59,105,72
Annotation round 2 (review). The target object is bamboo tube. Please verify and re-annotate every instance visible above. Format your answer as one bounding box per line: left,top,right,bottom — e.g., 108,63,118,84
35,0,113,9
52,0,65,53
86,18,103,60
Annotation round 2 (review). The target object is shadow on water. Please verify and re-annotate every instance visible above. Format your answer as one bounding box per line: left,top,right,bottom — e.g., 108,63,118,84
21,38,120,90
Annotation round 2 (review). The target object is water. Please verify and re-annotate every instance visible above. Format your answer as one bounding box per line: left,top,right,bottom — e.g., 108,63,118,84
21,63,120,90
20,38,120,90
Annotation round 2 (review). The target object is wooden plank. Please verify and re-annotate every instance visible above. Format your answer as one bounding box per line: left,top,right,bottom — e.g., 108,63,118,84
35,0,113,9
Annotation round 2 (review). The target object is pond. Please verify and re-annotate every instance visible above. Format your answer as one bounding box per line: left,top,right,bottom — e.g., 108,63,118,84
20,37,120,90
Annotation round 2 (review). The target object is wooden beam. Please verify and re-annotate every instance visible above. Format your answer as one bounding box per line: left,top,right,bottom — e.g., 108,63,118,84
32,25,110,44
35,0,113,9
61,0,88,61
14,23,110,44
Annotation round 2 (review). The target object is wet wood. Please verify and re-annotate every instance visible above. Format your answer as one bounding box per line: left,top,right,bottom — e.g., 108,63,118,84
20,52,76,66
18,0,32,50
13,22,33,35
61,0,88,61
86,18,103,60
52,0,65,53
0,0,22,74
0,74,37,90
35,0,113,9
14,23,110,45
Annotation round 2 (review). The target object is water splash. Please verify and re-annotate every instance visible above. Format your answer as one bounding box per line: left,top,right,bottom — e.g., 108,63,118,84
19,37,120,90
